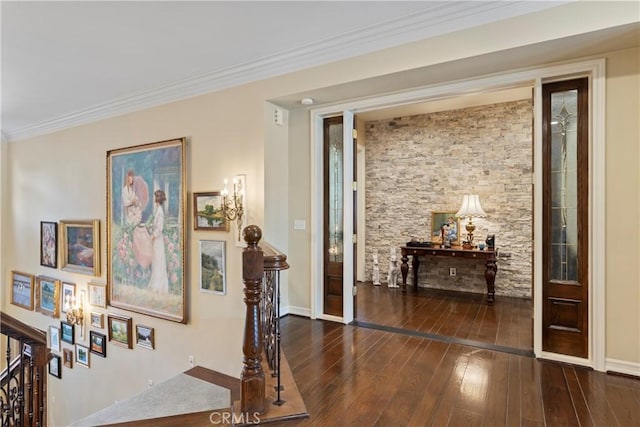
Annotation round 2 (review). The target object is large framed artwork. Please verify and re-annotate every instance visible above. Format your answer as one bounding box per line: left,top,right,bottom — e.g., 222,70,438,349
107,138,186,323
60,219,100,276
40,221,58,268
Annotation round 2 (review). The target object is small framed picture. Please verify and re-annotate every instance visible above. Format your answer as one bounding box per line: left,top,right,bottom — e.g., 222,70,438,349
90,312,104,328
136,325,155,350
87,282,107,308
199,240,226,295
35,276,60,318
60,321,75,345
63,348,73,368
193,192,228,231
48,325,61,352
40,221,58,268
11,271,34,311
60,219,100,276
61,281,76,314
108,314,133,349
48,354,61,378
75,344,90,368
90,331,107,357
431,211,461,246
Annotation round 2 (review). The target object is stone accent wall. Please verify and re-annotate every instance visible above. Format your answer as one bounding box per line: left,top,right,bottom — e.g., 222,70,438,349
364,100,533,298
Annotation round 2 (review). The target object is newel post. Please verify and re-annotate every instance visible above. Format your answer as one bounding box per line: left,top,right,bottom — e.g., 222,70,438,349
241,225,266,414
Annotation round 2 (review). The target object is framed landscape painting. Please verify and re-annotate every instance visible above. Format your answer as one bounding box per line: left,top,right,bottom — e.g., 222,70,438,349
108,314,133,349
193,192,227,231
11,271,34,310
199,240,226,295
107,138,186,323
40,221,58,268
60,219,100,276
35,276,60,318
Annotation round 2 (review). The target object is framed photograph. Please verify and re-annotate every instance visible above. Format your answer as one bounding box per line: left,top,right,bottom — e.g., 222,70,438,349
431,211,461,246
60,281,76,314
75,344,90,368
90,331,107,357
48,325,61,352
48,354,61,378
87,282,107,308
199,240,226,295
35,276,60,318
193,192,228,231
136,325,155,350
107,138,186,323
60,321,75,344
90,312,104,328
60,219,100,276
40,221,58,268
11,271,34,310
63,348,74,368
108,314,133,349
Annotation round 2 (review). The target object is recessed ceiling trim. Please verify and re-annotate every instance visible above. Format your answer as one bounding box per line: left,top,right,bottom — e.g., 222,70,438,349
3,1,569,141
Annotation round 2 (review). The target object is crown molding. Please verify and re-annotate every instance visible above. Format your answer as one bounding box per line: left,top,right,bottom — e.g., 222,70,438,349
4,1,568,142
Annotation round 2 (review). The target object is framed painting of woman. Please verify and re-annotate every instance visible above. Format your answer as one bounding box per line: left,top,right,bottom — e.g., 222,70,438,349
106,138,186,323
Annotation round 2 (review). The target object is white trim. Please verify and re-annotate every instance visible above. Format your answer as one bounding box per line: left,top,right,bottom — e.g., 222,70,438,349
342,111,355,325
310,58,606,369
539,351,593,369
605,358,640,377
310,114,324,320
281,305,311,318
316,313,345,324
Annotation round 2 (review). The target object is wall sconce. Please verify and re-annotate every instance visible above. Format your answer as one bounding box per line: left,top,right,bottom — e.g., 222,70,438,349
64,292,85,338
455,194,486,249
222,177,245,241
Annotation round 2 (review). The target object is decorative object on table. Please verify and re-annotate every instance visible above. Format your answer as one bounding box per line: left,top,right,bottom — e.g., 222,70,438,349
193,192,228,231
40,221,58,268
455,195,487,249
90,312,104,328
35,276,60,318
64,289,85,340
11,271,34,310
486,234,495,250
431,212,460,247
89,331,107,357
87,282,107,308
48,354,61,379
60,219,100,276
136,325,155,350
108,314,133,349
48,325,61,352
387,247,400,288
199,240,226,295
75,344,90,368
63,348,73,368
60,321,75,345
107,137,186,323
478,243,486,251
221,174,247,247
372,249,381,285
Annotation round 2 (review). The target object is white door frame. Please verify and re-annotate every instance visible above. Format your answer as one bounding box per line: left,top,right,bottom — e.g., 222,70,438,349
309,58,605,371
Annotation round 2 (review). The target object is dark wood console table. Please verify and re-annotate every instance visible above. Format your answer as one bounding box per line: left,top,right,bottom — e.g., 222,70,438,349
400,246,498,303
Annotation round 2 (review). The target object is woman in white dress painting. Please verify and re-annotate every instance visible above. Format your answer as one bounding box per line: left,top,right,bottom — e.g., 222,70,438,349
148,189,169,293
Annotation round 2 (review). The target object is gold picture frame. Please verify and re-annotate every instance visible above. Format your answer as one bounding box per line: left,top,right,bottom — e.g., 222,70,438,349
106,138,186,323
60,219,100,276
11,271,34,311
35,276,60,318
431,211,461,246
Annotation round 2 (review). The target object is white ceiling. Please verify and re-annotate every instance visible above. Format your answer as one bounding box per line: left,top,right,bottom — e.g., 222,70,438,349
1,1,573,141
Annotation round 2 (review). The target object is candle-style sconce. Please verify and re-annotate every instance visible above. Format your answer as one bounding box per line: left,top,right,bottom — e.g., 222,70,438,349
222,176,245,241
64,290,85,339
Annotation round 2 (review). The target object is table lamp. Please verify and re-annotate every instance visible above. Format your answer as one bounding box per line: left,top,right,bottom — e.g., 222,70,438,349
455,194,486,249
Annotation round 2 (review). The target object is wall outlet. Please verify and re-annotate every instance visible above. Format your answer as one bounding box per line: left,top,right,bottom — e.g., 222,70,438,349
188,355,195,367
449,268,457,276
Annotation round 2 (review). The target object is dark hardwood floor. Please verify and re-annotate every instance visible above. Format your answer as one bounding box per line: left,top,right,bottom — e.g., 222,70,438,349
355,281,533,352
279,315,640,427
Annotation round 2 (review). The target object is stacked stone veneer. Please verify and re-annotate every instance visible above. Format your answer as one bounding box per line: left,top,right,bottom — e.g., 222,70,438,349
365,100,533,298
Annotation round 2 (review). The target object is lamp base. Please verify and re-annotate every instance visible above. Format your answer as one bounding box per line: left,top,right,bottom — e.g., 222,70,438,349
462,243,474,250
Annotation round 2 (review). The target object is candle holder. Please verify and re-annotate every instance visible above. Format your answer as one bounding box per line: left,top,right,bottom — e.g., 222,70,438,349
222,177,245,241
64,292,85,339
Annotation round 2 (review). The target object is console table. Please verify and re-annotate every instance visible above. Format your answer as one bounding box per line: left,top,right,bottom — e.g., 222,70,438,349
400,246,498,303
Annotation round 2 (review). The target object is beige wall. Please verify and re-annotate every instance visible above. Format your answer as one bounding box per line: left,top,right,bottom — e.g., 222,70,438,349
1,3,638,425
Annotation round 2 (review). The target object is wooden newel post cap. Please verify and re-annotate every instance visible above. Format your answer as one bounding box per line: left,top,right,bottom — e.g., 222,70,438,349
243,225,262,246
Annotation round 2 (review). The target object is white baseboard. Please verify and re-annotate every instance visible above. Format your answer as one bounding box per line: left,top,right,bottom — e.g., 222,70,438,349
280,305,310,318
605,358,640,377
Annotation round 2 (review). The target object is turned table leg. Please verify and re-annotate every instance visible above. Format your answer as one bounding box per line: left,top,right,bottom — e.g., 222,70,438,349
412,256,420,292
401,253,409,293
485,259,498,304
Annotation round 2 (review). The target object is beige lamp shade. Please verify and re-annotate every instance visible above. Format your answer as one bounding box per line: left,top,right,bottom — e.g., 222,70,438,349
455,194,486,218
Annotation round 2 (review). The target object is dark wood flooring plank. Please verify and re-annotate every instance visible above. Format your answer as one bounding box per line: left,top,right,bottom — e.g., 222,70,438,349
539,361,579,426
